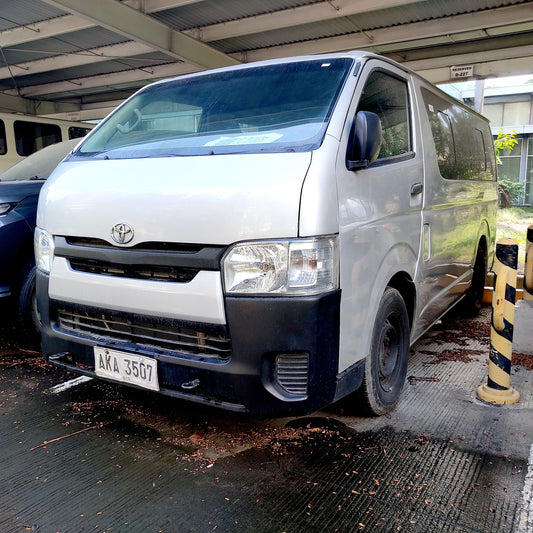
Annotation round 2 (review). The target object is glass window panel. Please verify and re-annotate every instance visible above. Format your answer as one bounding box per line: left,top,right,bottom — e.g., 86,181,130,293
357,71,411,159
0,119,6,155
68,126,91,139
483,104,503,127
14,120,61,156
502,101,530,126
498,157,521,181
526,138,533,204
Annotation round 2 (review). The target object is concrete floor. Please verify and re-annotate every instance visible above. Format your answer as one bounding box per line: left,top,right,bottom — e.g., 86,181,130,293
1,306,532,533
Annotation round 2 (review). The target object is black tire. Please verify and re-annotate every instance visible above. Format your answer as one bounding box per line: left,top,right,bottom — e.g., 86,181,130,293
358,287,410,416
15,261,41,348
459,243,487,317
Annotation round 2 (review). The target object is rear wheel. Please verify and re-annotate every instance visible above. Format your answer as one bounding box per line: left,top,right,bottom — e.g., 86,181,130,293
358,287,410,416
460,243,487,317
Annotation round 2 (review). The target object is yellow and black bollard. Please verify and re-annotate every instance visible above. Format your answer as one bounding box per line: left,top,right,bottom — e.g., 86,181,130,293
477,238,520,404
524,225,533,301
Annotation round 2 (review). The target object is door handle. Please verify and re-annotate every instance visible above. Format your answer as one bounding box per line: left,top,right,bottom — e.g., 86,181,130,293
410,183,423,196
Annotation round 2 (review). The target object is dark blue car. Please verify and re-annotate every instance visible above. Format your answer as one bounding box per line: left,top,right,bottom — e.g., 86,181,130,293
0,140,79,343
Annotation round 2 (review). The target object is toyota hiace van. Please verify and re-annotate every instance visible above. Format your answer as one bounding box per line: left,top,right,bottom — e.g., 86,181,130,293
35,51,497,416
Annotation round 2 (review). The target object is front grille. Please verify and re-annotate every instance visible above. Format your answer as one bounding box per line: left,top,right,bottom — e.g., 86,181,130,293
68,258,198,283
65,236,204,254
54,236,226,273
56,306,231,360
275,353,309,396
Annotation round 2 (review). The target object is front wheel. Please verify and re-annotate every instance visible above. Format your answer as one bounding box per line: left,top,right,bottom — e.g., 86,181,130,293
358,287,410,416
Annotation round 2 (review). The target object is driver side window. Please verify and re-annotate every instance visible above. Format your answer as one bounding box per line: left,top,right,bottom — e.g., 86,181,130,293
357,70,411,160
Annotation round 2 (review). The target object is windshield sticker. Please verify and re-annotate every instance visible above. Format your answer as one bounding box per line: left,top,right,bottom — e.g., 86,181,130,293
204,133,283,146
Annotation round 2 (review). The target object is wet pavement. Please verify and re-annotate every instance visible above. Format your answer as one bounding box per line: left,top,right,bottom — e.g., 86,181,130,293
1,306,532,533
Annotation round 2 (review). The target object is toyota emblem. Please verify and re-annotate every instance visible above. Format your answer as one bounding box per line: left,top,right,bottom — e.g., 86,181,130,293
111,223,134,244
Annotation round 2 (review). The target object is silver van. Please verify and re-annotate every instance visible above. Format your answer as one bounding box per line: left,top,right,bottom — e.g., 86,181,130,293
35,51,498,416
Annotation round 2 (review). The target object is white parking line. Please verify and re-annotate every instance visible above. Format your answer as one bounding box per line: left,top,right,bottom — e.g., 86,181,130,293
519,443,533,533
47,376,93,394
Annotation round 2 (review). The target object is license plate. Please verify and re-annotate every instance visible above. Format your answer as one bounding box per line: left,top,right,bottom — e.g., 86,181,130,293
94,347,159,391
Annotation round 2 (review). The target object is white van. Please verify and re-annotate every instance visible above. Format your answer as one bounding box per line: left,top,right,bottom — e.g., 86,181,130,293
0,112,92,172
35,51,498,416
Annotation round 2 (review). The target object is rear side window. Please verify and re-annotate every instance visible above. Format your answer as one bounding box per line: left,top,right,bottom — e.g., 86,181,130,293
0,119,6,155
14,120,61,156
357,70,411,160
422,88,495,180
429,110,456,178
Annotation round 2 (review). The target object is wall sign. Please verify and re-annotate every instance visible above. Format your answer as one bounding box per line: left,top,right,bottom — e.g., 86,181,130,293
450,65,474,79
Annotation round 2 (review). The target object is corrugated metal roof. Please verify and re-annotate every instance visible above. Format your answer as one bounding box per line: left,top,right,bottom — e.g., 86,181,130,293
0,0,64,31
209,0,532,54
152,0,323,30
1,27,128,64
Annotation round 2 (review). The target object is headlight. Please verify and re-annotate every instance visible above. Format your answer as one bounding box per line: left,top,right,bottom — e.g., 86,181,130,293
223,236,339,296
0,202,17,216
35,227,55,273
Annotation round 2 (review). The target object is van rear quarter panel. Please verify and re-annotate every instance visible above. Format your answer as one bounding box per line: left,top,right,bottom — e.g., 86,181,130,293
412,78,498,336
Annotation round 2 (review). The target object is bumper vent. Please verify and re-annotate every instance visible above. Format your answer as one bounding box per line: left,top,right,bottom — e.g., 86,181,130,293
56,305,231,360
275,353,309,396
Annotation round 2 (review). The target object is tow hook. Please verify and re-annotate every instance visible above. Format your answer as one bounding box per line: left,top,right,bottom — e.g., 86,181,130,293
181,378,200,391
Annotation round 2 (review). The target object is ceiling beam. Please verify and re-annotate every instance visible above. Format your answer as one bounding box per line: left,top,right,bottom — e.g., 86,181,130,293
43,102,122,121
40,0,238,69
0,41,154,80
0,91,79,115
404,43,533,73
416,56,533,85
9,62,200,98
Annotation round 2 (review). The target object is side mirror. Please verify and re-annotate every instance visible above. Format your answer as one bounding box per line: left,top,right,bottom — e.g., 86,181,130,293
347,111,382,170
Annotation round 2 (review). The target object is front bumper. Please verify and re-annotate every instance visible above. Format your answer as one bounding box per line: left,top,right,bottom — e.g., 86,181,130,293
37,270,341,416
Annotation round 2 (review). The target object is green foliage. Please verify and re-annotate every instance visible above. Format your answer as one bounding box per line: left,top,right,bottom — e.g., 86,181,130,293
496,207,533,270
498,178,525,204
494,129,518,164
494,130,522,205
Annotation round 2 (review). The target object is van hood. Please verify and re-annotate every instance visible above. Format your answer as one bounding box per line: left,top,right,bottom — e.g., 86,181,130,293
38,152,312,245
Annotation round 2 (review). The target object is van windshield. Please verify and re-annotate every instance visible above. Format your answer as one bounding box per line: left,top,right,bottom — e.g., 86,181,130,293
75,58,353,158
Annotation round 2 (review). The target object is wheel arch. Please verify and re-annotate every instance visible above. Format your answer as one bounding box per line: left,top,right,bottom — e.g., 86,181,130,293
473,218,493,270
387,271,416,330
